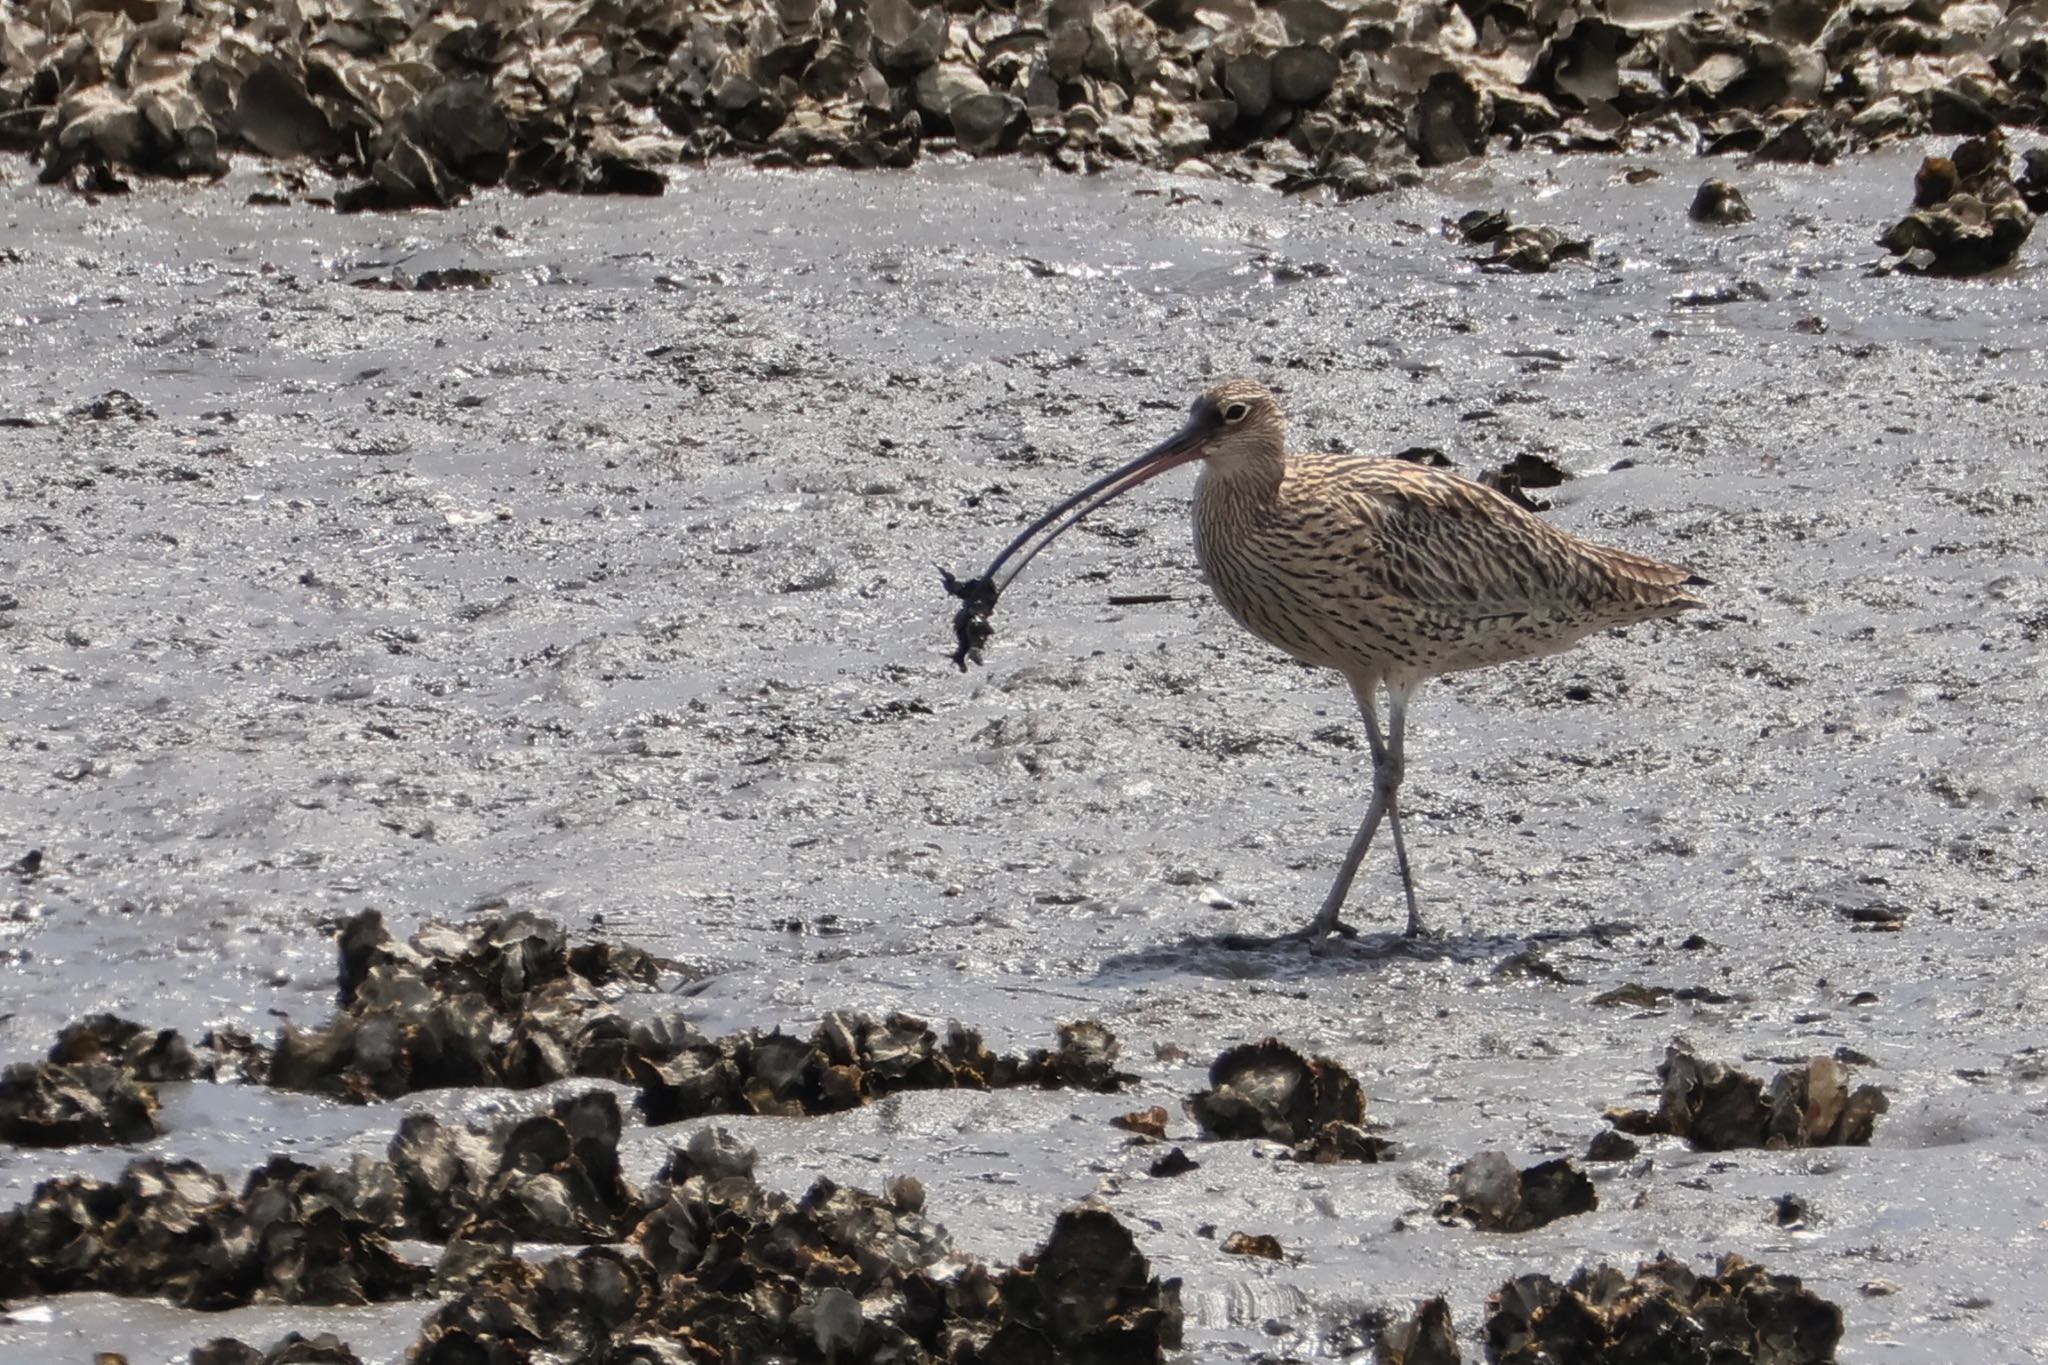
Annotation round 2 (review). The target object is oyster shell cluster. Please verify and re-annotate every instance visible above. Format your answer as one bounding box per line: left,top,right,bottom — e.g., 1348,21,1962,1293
1436,1152,1597,1234
1881,131,2039,274
1605,1039,1890,1151
4,1092,1184,1364
8,0,2048,207
1,1151,429,1308
188,1335,363,1365
1183,1037,1394,1163
1484,1253,1845,1365
209,909,1130,1114
0,913,1881,1358
0,1012,205,1146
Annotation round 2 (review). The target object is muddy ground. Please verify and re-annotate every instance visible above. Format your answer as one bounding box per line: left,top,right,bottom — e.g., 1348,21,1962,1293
1,142,2045,1361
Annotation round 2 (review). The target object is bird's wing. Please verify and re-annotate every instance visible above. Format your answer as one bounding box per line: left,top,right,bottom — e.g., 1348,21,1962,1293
1295,460,1687,619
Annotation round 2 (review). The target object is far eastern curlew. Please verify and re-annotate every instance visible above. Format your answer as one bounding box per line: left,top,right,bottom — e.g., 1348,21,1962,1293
944,378,1709,942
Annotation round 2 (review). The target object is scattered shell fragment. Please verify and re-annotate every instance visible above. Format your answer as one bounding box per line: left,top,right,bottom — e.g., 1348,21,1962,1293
1114,1105,1170,1138
1690,177,1754,224
1375,1296,1461,1365
1221,1230,1284,1259
1455,209,1592,273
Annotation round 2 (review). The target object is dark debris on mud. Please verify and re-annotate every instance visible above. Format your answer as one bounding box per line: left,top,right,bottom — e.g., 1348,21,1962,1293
1605,1039,1889,1152
11,0,2048,208
1454,207,1592,274
1484,1253,1844,1365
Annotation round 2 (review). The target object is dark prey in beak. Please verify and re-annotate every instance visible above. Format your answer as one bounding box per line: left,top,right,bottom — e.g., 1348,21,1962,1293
942,399,1217,670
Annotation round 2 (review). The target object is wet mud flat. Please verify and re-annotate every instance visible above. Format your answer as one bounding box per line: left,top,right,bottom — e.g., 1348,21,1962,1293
2,143,2047,1360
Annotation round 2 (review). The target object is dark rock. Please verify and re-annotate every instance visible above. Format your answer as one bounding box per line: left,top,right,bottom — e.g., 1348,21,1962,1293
869,0,947,74
1754,110,1839,164
2017,147,2048,212
1584,1129,1639,1162
1481,453,1570,510
1148,1146,1199,1177
1225,54,1274,122
230,59,347,162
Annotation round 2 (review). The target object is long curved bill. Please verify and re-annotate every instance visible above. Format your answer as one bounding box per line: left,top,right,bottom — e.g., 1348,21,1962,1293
942,408,1213,670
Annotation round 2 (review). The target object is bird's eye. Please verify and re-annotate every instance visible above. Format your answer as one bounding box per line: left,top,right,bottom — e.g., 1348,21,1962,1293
1221,402,1250,423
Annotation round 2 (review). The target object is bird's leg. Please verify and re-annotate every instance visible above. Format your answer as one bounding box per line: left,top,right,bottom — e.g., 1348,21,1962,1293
1382,685,1424,936
1293,680,1396,941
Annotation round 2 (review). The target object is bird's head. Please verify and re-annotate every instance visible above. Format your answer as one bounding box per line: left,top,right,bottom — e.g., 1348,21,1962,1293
1186,378,1287,476
943,377,1288,666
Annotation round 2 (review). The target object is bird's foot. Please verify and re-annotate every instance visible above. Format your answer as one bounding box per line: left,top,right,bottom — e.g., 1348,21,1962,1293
1302,919,1362,955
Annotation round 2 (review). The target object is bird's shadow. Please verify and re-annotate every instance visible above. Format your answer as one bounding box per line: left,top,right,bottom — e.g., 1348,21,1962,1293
1089,920,1638,986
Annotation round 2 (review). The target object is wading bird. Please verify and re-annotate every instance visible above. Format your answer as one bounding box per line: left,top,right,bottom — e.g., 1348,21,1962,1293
945,379,1707,941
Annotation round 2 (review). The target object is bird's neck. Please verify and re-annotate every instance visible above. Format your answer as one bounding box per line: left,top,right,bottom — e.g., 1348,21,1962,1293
1195,452,1286,514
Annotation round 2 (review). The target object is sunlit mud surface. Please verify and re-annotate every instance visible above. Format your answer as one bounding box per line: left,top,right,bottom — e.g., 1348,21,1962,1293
3,143,2046,1361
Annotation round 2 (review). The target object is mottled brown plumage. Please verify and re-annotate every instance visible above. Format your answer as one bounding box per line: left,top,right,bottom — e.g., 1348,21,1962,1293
1191,378,1704,687
949,377,1707,942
